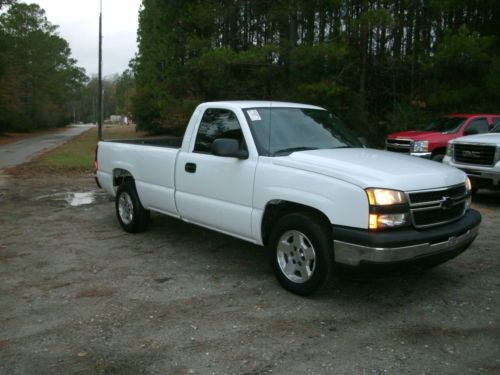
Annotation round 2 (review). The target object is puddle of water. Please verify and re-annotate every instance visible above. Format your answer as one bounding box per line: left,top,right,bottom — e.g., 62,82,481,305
35,191,109,207
67,192,95,206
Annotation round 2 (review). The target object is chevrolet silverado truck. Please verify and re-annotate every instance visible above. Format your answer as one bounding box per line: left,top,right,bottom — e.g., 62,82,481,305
444,123,500,193
386,114,500,162
96,101,481,295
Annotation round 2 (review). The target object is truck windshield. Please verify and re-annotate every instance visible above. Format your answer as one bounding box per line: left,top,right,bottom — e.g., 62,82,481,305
244,107,362,156
424,117,466,133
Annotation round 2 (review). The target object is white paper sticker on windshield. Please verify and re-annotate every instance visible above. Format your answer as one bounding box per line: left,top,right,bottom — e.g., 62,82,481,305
247,109,262,121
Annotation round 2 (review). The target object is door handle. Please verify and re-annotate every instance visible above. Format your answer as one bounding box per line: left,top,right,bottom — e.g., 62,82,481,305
185,162,197,173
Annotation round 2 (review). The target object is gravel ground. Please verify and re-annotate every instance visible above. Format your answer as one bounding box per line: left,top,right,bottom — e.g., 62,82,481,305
0,172,498,375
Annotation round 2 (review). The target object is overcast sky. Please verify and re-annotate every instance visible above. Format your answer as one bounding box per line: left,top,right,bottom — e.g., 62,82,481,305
21,0,141,77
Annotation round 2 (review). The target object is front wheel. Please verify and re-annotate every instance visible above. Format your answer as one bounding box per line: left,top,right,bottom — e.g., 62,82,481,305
268,212,333,296
431,154,444,162
115,180,150,233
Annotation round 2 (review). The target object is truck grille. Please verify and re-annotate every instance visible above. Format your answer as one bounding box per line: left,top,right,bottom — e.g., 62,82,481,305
386,139,411,154
412,201,467,227
408,185,466,204
453,144,497,166
407,184,468,228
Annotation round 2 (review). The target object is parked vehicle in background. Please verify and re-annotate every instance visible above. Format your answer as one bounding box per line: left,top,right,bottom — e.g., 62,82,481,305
443,123,500,193
95,101,481,295
386,114,500,162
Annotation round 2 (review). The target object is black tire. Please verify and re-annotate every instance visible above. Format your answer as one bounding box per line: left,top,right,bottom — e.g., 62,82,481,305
268,212,333,296
115,180,150,233
431,154,444,162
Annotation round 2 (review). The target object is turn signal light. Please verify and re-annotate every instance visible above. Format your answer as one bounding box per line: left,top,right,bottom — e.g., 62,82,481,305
369,213,410,230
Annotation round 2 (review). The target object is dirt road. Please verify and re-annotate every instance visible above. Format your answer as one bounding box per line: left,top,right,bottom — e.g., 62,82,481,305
0,173,498,374
0,124,95,169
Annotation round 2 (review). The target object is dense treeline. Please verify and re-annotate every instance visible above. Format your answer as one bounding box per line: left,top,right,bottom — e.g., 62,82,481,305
133,0,500,142
74,74,126,124
0,2,87,132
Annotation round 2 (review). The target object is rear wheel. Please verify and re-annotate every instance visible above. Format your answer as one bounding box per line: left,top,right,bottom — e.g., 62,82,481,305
115,180,150,233
268,212,333,296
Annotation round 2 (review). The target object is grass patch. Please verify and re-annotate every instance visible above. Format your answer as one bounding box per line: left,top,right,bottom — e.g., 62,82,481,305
25,125,146,174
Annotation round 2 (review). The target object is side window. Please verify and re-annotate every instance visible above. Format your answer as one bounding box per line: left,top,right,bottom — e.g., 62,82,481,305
194,108,247,154
465,118,489,134
492,117,500,133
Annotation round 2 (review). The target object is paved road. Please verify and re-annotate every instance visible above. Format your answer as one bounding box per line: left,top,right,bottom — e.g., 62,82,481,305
0,124,95,169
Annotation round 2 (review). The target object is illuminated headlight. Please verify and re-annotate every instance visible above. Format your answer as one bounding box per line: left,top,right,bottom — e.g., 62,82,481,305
465,177,472,193
369,213,410,229
465,177,472,208
412,140,428,153
366,188,407,205
366,188,410,230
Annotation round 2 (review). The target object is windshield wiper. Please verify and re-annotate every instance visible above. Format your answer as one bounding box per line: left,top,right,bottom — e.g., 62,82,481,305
272,146,318,156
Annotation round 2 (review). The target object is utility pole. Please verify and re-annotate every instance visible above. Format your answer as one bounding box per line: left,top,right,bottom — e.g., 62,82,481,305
97,0,103,140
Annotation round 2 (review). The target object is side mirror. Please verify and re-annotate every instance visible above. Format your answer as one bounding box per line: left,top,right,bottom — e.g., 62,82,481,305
212,138,249,159
463,128,479,136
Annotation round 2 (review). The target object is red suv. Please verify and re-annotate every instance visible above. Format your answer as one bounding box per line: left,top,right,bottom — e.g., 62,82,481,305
386,114,500,162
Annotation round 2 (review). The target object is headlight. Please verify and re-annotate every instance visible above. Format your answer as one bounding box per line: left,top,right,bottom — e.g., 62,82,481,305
446,143,453,157
366,188,407,205
369,213,410,229
366,188,410,229
465,176,472,193
412,140,428,153
465,177,472,208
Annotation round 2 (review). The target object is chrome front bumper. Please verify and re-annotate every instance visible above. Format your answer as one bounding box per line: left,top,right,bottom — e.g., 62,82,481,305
458,168,499,186
410,152,432,158
333,209,481,266
334,226,479,266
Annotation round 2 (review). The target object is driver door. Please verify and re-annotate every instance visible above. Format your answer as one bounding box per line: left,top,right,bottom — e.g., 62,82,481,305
175,108,257,240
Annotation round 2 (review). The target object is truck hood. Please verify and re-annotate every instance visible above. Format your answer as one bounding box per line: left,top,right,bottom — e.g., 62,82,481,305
273,148,465,191
387,130,449,141
451,132,500,145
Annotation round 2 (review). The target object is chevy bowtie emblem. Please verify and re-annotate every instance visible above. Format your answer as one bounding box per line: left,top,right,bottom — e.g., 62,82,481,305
462,150,481,158
441,196,454,210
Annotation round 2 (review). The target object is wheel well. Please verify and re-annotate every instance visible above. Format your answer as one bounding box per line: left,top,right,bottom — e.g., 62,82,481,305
431,148,446,157
113,168,134,188
261,200,331,246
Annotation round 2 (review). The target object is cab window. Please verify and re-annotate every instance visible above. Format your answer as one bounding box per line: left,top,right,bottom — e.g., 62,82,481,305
194,108,247,154
465,118,489,134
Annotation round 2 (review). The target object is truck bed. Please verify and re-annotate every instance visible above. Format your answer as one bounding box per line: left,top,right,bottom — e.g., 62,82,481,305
97,137,182,214
106,137,183,148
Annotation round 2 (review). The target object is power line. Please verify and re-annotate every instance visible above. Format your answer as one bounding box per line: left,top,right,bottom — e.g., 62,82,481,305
97,0,103,140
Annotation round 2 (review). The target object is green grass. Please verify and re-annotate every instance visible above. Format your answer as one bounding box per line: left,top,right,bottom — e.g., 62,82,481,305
27,125,145,173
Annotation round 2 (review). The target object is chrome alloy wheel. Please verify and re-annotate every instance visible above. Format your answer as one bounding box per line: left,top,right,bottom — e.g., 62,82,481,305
276,230,316,283
118,192,134,225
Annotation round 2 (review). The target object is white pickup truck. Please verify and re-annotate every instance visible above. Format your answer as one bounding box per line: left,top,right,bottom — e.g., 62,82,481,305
96,101,481,295
443,124,500,193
